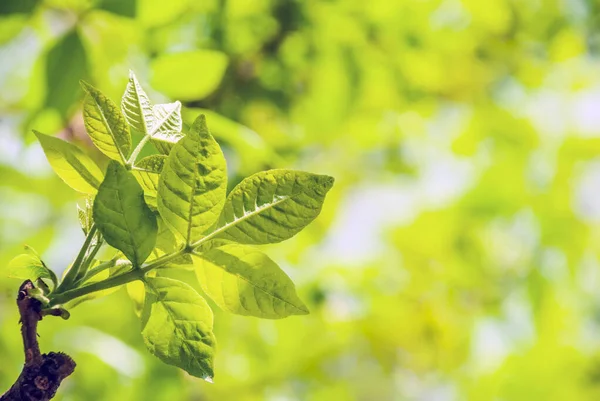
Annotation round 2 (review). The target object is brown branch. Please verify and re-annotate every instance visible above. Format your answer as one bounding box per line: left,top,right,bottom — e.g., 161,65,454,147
1,281,76,401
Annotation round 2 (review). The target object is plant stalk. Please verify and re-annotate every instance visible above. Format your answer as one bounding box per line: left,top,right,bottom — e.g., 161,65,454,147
56,225,97,292
48,249,187,307
127,135,150,166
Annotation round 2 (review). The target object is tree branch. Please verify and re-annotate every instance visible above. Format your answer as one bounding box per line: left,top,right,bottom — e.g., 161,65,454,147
1,281,76,401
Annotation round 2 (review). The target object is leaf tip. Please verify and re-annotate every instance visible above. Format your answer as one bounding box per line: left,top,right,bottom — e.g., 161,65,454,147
189,113,210,137
32,130,44,141
296,301,310,315
204,376,214,384
316,174,335,192
79,79,92,92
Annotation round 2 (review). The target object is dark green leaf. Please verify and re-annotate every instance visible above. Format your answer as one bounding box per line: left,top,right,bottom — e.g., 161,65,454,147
45,30,89,118
93,161,157,266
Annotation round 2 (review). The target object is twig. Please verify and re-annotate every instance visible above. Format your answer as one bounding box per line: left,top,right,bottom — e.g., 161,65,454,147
0,281,76,401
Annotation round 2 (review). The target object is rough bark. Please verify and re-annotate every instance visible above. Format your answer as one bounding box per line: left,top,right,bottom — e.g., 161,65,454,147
0,281,76,401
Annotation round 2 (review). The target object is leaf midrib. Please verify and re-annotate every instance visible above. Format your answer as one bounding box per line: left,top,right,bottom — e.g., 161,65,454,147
192,194,292,248
149,103,179,137
131,79,151,136
221,261,306,313
89,94,128,163
145,280,213,377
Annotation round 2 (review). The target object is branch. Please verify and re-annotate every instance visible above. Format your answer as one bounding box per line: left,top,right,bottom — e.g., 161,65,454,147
1,281,76,401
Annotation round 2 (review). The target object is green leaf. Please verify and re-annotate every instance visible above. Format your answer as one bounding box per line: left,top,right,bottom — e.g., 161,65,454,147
157,114,227,243
98,0,135,17
147,218,193,268
5,253,58,289
0,0,38,14
183,108,278,174
120,71,181,141
121,70,153,135
152,102,182,134
142,276,216,382
151,131,184,155
34,131,104,193
207,170,334,245
77,196,95,234
81,81,132,163
45,30,89,118
93,161,158,266
132,154,167,198
195,244,308,318
150,50,228,101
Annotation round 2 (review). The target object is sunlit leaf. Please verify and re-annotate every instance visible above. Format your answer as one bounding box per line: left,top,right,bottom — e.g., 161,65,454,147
4,253,58,289
77,196,95,234
157,114,227,243
132,154,167,200
195,244,308,318
208,170,334,245
142,276,216,382
152,102,182,134
150,131,184,155
34,131,104,194
81,81,131,163
121,70,153,135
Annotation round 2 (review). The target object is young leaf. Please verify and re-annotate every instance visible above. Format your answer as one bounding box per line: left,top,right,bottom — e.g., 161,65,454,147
151,131,184,155
34,131,104,193
152,102,182,134
194,244,309,319
131,154,167,199
142,276,216,382
77,196,95,234
5,253,58,289
93,161,158,266
206,170,334,245
121,70,153,135
157,115,227,244
81,81,132,163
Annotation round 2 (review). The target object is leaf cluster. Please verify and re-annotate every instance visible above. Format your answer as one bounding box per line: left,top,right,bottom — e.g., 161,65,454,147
6,72,334,381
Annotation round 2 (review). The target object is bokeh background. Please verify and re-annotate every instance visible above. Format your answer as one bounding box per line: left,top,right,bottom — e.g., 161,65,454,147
2,0,600,399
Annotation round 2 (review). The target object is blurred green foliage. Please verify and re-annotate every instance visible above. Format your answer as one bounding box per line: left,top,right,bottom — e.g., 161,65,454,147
3,0,600,400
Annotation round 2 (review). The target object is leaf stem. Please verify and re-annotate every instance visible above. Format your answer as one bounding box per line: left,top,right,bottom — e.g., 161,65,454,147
57,225,97,292
127,135,150,166
80,257,118,283
48,249,187,307
74,237,103,284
